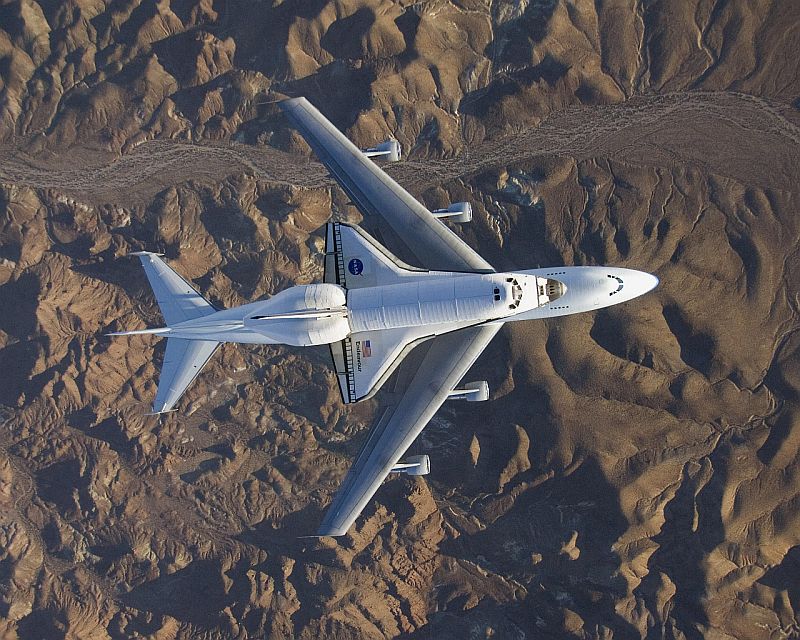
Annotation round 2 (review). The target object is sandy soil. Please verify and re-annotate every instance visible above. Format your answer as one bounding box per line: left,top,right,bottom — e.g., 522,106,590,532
1,1,799,639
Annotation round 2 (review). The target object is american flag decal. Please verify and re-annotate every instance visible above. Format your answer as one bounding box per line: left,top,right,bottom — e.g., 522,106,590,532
363,340,372,357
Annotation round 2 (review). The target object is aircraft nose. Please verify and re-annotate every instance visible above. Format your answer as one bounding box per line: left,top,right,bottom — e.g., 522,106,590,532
630,271,659,296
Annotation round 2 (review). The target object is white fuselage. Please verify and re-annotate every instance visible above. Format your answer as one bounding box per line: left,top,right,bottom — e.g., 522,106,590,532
346,272,535,332
160,266,658,345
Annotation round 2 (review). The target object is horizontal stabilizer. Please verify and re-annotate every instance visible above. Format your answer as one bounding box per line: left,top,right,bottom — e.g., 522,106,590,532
152,338,220,413
133,252,217,325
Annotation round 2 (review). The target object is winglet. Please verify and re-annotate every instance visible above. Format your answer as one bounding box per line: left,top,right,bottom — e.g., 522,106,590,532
144,408,178,416
130,251,165,257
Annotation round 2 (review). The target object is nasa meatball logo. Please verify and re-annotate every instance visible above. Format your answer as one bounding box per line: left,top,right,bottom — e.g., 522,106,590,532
348,258,364,276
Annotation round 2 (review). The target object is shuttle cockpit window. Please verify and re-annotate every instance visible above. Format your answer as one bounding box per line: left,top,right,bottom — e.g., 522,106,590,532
507,278,523,309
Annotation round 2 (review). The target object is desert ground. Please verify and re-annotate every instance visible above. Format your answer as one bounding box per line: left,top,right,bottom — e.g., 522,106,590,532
1,1,799,638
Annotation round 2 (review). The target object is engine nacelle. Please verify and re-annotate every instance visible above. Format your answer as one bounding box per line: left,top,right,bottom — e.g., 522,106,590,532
448,380,489,402
432,202,473,223
363,139,401,162
391,454,430,476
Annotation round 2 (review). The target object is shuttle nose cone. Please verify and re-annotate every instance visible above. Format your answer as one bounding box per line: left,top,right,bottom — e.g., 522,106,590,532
631,271,659,296
644,272,660,292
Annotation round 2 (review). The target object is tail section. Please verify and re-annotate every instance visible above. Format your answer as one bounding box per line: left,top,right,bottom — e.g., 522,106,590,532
150,338,220,414
125,253,221,414
132,252,217,325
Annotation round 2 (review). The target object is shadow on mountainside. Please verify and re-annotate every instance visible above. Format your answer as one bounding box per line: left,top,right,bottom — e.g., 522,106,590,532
405,456,641,639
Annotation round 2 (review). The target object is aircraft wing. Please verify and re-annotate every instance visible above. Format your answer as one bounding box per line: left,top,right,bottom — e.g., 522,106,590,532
317,322,500,536
280,97,494,273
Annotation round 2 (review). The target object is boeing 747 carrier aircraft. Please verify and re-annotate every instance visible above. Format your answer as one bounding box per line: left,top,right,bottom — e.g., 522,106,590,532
110,97,658,536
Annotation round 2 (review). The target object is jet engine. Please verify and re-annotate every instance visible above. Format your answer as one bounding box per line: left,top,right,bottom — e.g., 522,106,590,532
448,380,489,402
432,202,473,223
391,454,430,476
363,139,401,162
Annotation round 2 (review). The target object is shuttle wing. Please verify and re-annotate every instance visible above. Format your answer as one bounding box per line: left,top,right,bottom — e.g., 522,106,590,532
323,222,425,289
280,97,493,273
324,222,485,403
330,327,433,404
318,323,500,536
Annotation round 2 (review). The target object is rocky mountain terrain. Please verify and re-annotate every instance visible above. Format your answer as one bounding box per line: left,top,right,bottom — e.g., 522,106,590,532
1,0,799,638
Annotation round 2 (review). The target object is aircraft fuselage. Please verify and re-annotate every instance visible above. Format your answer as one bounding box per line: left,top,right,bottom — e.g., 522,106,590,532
158,266,658,345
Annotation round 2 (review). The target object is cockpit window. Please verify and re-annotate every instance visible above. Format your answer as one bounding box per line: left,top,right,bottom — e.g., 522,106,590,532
607,274,624,296
507,278,523,309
